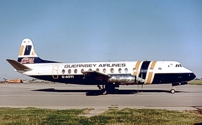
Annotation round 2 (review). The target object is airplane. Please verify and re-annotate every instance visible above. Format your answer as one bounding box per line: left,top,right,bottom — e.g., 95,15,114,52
7,38,196,94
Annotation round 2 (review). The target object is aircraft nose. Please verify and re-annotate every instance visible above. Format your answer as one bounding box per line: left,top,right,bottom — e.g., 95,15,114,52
189,73,196,81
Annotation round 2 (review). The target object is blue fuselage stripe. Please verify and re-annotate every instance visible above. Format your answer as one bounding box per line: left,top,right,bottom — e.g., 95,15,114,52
138,61,151,79
29,72,195,85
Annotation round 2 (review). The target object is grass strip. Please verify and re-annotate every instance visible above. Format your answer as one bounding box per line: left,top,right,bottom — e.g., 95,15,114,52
0,107,201,125
188,80,202,85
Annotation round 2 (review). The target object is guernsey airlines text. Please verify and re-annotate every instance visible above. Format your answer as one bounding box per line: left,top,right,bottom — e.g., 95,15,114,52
7,39,196,94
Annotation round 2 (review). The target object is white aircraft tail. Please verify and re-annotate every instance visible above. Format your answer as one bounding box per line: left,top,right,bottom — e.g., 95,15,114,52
17,38,58,64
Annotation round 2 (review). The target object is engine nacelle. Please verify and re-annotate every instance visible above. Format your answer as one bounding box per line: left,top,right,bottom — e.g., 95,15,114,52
108,75,136,84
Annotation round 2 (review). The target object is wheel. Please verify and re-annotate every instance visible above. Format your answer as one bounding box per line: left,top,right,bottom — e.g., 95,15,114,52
103,90,107,95
102,84,116,94
170,89,175,94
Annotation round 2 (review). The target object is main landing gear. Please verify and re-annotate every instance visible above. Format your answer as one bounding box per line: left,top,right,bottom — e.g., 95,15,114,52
97,84,119,95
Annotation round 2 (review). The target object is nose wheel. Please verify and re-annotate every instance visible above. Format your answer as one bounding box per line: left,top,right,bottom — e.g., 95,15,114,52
170,89,175,94
170,85,176,94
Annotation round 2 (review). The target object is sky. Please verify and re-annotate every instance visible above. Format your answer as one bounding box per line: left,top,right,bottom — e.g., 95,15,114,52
0,0,201,80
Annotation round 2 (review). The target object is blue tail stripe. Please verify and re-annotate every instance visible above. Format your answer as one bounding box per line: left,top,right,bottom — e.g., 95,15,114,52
24,45,32,55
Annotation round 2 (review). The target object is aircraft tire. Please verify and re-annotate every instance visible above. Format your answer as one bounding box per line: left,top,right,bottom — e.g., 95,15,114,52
170,89,175,94
102,84,116,94
103,90,107,95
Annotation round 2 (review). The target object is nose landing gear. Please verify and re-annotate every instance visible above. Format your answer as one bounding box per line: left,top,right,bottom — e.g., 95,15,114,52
170,81,188,94
170,88,176,94
170,83,177,94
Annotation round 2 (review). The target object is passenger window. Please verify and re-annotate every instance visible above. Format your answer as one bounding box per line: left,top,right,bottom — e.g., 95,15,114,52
110,68,114,73
68,69,71,74
118,68,122,73
125,68,128,73
96,68,99,72
62,69,65,74
74,69,77,74
103,68,106,73
81,69,84,73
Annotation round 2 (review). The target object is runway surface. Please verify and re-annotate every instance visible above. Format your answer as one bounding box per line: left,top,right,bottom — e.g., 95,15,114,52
0,83,202,111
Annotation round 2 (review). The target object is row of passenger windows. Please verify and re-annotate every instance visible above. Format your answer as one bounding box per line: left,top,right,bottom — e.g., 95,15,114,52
62,68,129,74
61,64,182,74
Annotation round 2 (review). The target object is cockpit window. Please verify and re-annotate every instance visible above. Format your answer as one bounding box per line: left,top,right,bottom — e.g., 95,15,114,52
175,64,182,67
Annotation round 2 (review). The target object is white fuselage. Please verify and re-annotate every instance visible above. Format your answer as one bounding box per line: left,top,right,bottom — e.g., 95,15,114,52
21,60,194,85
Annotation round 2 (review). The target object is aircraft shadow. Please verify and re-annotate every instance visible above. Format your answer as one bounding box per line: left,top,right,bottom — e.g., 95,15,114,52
32,88,185,96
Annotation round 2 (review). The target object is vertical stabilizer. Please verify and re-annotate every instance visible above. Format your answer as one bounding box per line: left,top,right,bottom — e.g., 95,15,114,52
17,38,39,64
17,38,58,64
18,38,38,58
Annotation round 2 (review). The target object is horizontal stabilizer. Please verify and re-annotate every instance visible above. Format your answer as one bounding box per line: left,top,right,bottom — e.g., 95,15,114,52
6,59,32,71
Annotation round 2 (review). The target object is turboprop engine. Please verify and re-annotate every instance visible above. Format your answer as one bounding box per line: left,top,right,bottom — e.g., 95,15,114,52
107,75,145,84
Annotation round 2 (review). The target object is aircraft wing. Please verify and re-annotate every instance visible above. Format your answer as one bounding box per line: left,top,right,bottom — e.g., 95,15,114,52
6,59,32,72
82,71,110,81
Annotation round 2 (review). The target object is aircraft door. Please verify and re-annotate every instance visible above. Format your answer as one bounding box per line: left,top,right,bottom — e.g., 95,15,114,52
52,65,59,79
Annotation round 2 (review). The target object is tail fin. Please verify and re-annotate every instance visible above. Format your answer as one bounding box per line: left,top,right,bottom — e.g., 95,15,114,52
17,38,58,64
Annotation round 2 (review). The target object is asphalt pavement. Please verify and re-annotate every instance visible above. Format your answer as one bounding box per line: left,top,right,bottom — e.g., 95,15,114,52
0,83,201,111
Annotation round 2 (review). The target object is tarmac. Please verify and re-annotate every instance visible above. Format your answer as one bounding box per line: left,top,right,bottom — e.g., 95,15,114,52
0,83,202,112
